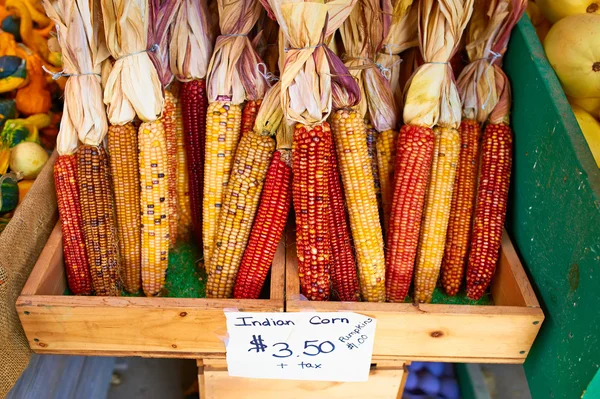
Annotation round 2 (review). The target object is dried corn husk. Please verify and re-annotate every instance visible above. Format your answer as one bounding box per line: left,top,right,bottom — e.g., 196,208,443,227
340,0,398,131
147,0,179,89
403,0,474,129
255,82,284,135
457,0,526,123
206,0,267,103
255,15,280,76
101,0,163,124
170,0,216,81
262,0,358,125
43,0,109,148
376,1,418,109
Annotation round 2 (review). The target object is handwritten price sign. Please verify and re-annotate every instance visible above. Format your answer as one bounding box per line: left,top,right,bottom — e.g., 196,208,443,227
225,312,377,382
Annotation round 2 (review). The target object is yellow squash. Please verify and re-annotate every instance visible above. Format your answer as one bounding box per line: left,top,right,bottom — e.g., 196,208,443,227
573,105,600,167
537,0,600,23
544,14,600,99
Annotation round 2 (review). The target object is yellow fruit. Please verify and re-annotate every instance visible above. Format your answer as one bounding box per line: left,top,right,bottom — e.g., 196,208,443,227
544,14,600,99
537,0,600,23
568,96,600,120
17,179,34,204
527,3,553,41
9,142,49,179
572,105,600,167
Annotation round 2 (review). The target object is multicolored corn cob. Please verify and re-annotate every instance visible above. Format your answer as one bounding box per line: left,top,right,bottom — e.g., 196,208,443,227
180,79,207,249
107,123,141,293
331,109,386,302
293,123,332,301
139,120,170,296
386,124,435,302
234,147,292,299
55,154,93,295
413,126,460,303
376,128,397,236
366,124,381,196
466,122,512,300
203,100,242,270
77,145,121,296
163,90,179,247
175,89,192,240
442,119,480,295
327,141,360,302
206,100,275,298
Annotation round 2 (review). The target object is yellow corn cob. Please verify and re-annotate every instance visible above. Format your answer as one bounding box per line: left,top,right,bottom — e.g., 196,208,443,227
203,101,242,270
331,108,386,302
206,127,275,298
139,120,170,296
175,90,192,240
163,90,179,247
413,126,460,303
376,128,397,236
107,123,141,293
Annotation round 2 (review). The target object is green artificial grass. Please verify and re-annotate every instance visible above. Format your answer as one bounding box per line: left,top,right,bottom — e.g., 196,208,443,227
64,240,206,298
401,286,493,305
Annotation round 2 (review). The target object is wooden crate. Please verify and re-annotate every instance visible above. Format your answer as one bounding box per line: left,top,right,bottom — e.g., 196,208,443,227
286,231,544,364
197,355,409,399
16,221,285,358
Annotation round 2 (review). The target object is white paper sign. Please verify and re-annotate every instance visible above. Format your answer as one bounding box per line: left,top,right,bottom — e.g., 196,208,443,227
224,311,377,382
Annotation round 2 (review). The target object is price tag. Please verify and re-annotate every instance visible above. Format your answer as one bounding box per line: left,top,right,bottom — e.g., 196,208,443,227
224,311,377,382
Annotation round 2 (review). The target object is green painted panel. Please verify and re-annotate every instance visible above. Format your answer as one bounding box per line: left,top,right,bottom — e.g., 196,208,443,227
503,16,600,399
583,368,600,399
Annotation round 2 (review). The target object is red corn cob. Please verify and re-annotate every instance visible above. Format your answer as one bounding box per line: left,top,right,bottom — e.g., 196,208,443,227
442,119,481,296
234,149,292,299
242,100,261,135
54,154,93,295
180,79,207,250
293,123,332,301
466,122,512,300
386,124,435,302
327,142,360,302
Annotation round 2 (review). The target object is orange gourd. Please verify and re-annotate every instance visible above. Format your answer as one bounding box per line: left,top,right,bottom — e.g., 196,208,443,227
15,55,51,115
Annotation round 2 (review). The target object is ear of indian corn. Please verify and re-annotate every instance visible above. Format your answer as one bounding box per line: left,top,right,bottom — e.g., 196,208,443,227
162,90,179,247
139,120,170,296
331,109,386,302
107,122,141,293
413,126,460,303
442,119,480,295
175,88,192,240
293,123,332,301
206,100,275,298
328,141,360,302
55,154,93,295
376,128,397,236
77,145,121,296
366,124,381,196
466,122,512,300
386,124,435,302
203,100,242,271
234,148,292,299
180,79,207,250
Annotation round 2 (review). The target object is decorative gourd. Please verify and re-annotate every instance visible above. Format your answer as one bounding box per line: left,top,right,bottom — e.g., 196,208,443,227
2,15,21,41
0,55,27,93
537,0,600,23
544,14,600,99
5,0,49,61
15,54,51,115
0,31,29,58
572,105,600,167
0,118,40,148
569,96,600,119
0,172,19,213
0,99,17,128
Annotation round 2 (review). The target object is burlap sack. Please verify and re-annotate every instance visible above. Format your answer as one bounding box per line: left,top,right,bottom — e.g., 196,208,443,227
0,151,58,397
